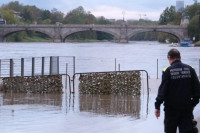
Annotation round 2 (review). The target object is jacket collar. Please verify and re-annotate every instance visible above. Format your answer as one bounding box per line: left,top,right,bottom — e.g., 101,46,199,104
171,60,181,65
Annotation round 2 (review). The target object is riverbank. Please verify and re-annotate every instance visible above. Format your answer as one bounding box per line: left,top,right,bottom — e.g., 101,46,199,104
7,35,52,42
194,41,200,47
65,39,112,43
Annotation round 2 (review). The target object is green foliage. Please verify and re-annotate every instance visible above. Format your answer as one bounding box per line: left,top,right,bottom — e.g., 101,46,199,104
43,19,51,24
184,3,200,41
1,8,19,24
41,10,51,20
195,40,200,45
7,31,27,42
50,8,64,24
6,31,52,42
96,31,113,40
63,6,96,24
2,1,23,12
159,6,181,25
185,3,200,20
188,15,199,41
96,16,112,24
21,5,42,23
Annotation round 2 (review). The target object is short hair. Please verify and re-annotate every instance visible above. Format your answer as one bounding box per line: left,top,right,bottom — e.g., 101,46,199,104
168,48,181,59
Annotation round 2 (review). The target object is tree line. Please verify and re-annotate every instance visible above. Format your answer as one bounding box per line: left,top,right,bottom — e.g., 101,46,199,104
0,1,113,41
0,1,199,42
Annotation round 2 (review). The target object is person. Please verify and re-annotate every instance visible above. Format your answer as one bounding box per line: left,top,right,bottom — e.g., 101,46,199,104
155,48,200,133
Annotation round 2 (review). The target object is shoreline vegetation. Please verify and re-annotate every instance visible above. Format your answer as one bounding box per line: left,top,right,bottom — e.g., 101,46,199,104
194,41,200,47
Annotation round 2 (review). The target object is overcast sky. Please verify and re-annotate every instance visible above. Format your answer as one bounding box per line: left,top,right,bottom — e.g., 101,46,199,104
0,0,195,20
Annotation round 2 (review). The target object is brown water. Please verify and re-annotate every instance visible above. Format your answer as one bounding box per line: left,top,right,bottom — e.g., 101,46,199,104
0,79,200,133
0,92,148,133
0,42,200,133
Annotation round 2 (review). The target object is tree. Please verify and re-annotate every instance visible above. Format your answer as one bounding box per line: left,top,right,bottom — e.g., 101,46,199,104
96,16,112,24
21,6,42,23
185,3,200,21
43,19,51,24
159,6,179,25
188,15,199,41
1,8,19,24
63,6,96,24
50,8,64,24
3,1,23,12
41,10,51,20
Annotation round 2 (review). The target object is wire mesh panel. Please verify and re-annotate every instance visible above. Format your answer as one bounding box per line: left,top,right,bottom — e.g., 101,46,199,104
59,56,75,76
34,57,42,76
13,59,21,77
24,58,32,76
0,59,10,77
0,56,75,77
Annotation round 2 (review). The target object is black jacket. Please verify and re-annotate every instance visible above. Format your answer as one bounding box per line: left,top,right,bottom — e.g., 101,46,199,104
155,60,200,110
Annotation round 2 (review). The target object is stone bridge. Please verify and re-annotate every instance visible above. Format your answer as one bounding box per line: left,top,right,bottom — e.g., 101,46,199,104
0,24,188,43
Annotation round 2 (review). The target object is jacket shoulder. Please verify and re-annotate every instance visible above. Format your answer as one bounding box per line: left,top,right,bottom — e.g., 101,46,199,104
162,66,170,72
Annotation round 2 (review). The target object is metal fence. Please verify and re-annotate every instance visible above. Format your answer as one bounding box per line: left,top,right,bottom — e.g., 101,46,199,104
0,56,75,78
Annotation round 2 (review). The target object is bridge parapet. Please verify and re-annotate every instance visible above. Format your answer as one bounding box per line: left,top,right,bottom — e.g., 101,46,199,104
0,24,188,43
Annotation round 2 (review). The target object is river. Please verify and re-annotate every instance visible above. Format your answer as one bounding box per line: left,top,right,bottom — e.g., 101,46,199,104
0,41,200,133
0,41,199,77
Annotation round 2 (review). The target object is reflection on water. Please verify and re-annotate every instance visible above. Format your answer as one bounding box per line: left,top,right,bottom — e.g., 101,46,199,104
1,92,62,107
79,94,141,117
0,92,144,117
0,80,148,133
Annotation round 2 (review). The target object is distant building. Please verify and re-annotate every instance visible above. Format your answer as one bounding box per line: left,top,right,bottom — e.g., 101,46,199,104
176,1,184,12
12,10,22,19
181,12,189,26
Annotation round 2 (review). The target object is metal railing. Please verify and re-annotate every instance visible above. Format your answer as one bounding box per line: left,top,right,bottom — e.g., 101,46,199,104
71,70,150,95
0,56,75,78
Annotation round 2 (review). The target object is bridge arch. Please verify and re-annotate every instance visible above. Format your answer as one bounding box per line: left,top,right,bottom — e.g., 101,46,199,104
62,28,120,42
3,28,54,41
127,28,184,41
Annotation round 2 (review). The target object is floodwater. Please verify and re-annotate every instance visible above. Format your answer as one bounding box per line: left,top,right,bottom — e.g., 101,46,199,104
0,41,200,133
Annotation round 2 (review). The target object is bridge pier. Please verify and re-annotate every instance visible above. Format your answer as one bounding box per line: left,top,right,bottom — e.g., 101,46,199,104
119,36,128,43
0,36,5,42
53,38,62,43
119,24,129,43
53,36,63,43
118,34,128,43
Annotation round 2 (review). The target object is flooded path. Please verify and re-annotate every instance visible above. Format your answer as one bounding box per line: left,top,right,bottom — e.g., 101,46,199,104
0,41,200,133
0,80,200,133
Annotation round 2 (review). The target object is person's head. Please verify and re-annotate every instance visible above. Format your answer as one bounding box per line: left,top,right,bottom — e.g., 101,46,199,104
167,48,181,65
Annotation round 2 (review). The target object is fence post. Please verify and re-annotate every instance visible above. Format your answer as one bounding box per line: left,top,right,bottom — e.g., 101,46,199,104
50,56,59,75
50,56,52,75
42,57,45,76
115,58,117,71
157,59,158,79
10,59,14,77
73,56,75,75
32,57,35,76
66,63,68,90
118,64,120,71
21,58,24,76
57,56,59,74
66,63,68,75
0,59,1,77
